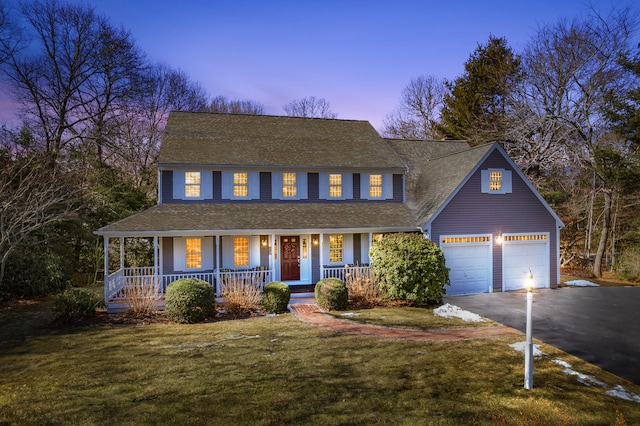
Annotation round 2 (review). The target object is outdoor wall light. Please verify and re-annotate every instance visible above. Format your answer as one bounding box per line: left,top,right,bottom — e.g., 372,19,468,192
312,238,319,246
524,268,535,390
495,233,503,245
261,237,268,247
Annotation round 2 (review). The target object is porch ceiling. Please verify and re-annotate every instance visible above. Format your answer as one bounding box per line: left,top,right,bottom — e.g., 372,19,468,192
95,203,419,236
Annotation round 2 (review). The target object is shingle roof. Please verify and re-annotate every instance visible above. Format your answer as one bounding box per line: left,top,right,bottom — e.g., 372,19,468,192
158,112,406,171
95,203,419,236
386,139,494,225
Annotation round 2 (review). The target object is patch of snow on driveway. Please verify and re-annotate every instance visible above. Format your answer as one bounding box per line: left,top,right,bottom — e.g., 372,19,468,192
434,303,485,322
565,280,599,287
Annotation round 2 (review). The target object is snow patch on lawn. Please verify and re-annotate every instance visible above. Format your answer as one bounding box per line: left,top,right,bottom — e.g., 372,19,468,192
565,280,599,287
509,341,546,357
434,303,486,322
552,359,640,403
340,312,359,317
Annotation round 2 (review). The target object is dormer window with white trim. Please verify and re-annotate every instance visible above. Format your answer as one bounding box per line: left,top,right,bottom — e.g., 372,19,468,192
221,171,260,200
369,174,383,198
184,172,201,198
282,173,297,198
360,173,393,200
234,172,248,197
481,169,512,194
173,170,212,200
329,174,343,198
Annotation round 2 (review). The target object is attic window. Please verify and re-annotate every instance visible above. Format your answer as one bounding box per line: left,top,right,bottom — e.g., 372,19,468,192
185,172,201,197
234,172,248,197
282,173,297,198
490,171,502,191
481,169,512,194
369,174,383,198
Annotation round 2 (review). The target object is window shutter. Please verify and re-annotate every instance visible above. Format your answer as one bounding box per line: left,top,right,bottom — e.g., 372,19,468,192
173,238,186,271
271,172,283,200
481,170,490,193
360,173,370,200
202,171,213,199
221,171,233,199
383,174,393,199
249,172,260,200
503,170,512,193
343,173,353,199
318,173,329,199
297,173,308,199
173,170,185,200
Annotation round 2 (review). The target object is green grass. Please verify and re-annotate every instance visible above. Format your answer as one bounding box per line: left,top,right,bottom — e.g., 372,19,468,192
1,298,639,425
326,306,499,329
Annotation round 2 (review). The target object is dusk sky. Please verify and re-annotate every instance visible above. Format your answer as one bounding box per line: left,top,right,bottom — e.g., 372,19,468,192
1,0,636,130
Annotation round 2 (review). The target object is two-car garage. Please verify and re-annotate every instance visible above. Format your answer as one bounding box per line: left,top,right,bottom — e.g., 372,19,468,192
440,233,550,295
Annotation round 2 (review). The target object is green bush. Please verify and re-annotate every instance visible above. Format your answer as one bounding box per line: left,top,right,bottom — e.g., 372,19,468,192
54,287,103,323
165,278,216,323
315,278,348,311
261,281,291,313
369,233,450,306
617,246,640,282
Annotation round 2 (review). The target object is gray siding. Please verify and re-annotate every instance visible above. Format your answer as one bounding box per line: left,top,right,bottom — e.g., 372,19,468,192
311,234,320,283
260,235,269,266
353,233,361,265
430,150,559,290
162,237,174,274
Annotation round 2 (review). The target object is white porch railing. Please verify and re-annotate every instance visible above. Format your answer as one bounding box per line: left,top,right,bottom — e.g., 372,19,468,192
104,267,272,302
322,265,372,282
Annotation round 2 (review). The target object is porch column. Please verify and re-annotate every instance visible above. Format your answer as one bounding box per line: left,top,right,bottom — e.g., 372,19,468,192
119,237,125,270
319,233,324,279
103,236,109,303
153,236,159,294
215,235,221,296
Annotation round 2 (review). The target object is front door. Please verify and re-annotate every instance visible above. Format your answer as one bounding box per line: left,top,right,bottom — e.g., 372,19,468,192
280,236,300,281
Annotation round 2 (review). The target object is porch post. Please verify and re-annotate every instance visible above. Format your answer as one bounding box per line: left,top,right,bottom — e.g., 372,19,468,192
319,233,324,279
103,236,109,303
119,237,124,270
215,235,221,296
153,236,159,295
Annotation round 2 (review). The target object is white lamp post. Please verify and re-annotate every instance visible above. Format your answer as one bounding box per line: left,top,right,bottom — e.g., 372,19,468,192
524,269,535,390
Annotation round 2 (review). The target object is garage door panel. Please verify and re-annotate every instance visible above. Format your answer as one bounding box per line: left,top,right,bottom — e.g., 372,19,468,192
503,238,549,291
442,243,491,295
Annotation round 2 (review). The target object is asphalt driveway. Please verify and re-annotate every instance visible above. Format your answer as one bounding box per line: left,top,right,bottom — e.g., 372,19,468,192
444,286,640,385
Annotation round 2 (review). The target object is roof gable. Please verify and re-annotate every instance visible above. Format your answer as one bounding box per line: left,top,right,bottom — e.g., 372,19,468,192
158,112,406,170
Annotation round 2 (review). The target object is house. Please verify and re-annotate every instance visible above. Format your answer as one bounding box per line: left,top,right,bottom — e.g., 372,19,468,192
95,112,563,311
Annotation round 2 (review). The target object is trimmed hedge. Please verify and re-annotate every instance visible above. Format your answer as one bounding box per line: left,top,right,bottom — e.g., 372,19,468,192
261,281,291,313
315,278,348,311
165,278,215,323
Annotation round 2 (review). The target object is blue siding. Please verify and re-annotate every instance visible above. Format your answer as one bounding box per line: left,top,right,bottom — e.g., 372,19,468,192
353,233,361,264
430,150,559,290
162,237,175,274
311,234,320,283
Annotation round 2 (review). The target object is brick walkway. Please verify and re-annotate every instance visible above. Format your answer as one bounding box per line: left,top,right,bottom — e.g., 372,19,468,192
289,304,523,341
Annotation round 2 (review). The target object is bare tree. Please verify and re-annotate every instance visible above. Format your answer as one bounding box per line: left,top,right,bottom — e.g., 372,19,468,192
382,75,445,139
283,96,337,118
209,96,265,115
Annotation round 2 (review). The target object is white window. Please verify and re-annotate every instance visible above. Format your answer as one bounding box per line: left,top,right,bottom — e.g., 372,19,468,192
329,235,343,263
234,237,249,267
481,169,512,194
282,173,297,198
234,172,248,197
369,174,383,198
185,172,201,197
329,174,342,198
185,238,202,269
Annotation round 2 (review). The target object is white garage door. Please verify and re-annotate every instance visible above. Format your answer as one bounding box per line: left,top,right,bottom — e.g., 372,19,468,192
441,236,492,295
502,234,549,291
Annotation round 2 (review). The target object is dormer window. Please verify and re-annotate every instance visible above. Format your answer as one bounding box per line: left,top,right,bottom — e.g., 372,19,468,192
329,174,342,198
369,174,383,198
282,173,297,198
185,172,201,197
234,172,248,197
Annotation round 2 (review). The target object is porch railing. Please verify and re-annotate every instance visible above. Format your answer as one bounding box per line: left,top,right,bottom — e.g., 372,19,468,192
322,265,372,282
215,269,272,295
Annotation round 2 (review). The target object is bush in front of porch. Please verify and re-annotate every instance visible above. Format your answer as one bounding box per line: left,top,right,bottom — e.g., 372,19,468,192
369,233,450,306
260,281,291,314
315,278,348,311
165,278,216,323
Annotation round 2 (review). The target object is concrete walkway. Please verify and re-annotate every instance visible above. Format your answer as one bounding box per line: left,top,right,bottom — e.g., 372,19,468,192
289,304,523,341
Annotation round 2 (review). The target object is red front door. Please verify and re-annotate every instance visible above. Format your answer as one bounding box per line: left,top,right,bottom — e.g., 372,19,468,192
280,236,300,281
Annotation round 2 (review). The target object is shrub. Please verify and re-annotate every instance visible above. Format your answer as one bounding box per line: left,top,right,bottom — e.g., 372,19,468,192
369,233,450,306
220,273,262,315
315,278,348,311
165,278,215,323
345,266,381,308
617,247,640,282
261,281,291,313
54,287,103,323
124,277,160,319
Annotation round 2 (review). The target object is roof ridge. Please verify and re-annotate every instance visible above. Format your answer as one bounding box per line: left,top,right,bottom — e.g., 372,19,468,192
169,110,369,123
425,142,494,162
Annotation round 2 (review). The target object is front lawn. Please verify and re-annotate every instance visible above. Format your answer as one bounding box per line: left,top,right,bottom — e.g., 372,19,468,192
1,299,639,425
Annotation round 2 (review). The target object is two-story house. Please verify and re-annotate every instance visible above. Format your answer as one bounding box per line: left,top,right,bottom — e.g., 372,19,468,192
96,112,563,312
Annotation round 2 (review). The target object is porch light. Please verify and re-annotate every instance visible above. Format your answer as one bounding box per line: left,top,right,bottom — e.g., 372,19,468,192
312,237,318,246
495,233,503,245
261,237,268,247
524,269,535,390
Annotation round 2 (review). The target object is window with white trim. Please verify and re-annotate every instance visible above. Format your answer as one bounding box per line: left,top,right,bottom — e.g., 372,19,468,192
369,174,383,198
329,235,343,263
489,170,502,192
329,174,342,198
234,237,249,267
185,172,201,198
282,173,297,198
185,238,202,269
234,172,248,197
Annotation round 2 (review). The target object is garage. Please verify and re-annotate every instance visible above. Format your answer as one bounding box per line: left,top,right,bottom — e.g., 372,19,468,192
440,235,492,295
502,233,549,291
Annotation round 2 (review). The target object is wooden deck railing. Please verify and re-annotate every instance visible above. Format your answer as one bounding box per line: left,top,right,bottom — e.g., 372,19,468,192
322,265,372,282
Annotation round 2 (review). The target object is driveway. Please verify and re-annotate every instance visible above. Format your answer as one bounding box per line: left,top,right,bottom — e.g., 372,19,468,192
444,286,640,385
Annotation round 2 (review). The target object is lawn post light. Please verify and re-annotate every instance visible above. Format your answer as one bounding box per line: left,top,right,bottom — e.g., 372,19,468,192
524,269,535,390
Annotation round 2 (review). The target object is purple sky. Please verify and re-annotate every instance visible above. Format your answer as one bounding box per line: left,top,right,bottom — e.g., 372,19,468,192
0,0,634,130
